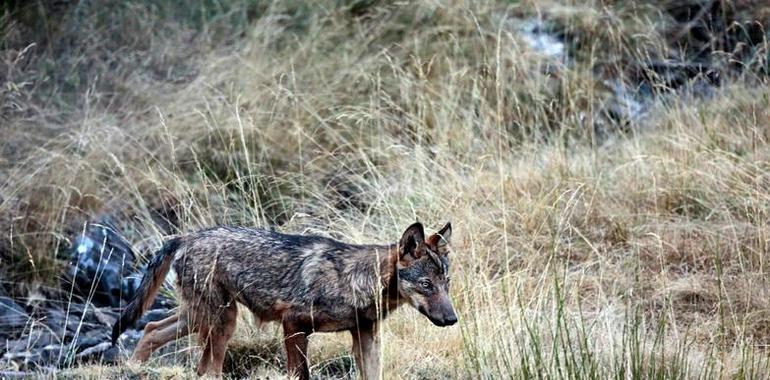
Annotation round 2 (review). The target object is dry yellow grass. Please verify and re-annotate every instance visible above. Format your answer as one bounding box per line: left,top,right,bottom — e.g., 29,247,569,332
3,0,770,378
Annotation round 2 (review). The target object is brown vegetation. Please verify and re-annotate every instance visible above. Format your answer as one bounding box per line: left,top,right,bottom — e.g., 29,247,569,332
3,0,770,378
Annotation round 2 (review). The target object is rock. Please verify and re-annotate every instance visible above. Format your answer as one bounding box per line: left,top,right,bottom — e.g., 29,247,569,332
39,301,117,344
62,302,116,329
98,344,121,364
65,220,138,308
75,342,113,363
56,327,109,368
38,345,62,367
0,371,36,378
115,329,142,352
0,296,29,328
2,350,40,370
4,328,57,353
1,216,181,371
72,328,109,354
0,296,29,339
8,301,120,368
92,307,117,326
41,306,67,338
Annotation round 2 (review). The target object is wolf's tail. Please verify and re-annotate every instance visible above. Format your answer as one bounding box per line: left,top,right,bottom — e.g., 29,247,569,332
111,237,182,345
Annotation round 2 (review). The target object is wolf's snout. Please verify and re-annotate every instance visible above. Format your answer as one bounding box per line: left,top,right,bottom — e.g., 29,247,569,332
430,303,458,327
443,313,458,326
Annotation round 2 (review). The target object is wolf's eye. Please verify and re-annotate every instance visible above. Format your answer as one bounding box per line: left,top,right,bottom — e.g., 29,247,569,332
419,279,432,289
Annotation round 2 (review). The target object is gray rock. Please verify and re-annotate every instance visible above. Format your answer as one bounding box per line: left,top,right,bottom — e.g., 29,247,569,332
66,221,138,308
2,350,40,370
0,370,37,378
41,302,112,340
75,341,113,363
38,345,62,367
92,307,117,326
115,328,142,352
71,328,109,354
0,297,29,337
4,328,58,352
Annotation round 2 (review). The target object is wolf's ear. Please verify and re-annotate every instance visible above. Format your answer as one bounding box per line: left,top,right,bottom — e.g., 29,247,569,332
437,222,452,245
427,222,452,255
399,222,426,262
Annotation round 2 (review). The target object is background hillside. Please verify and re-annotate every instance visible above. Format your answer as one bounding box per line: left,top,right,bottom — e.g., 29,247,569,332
3,0,770,378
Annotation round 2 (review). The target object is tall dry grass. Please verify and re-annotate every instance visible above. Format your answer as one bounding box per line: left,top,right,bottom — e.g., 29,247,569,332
3,0,770,378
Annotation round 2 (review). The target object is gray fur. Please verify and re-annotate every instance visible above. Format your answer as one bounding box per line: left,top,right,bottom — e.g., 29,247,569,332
115,222,457,379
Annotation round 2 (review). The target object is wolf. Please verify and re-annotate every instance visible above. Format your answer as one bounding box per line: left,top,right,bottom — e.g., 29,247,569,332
111,222,456,379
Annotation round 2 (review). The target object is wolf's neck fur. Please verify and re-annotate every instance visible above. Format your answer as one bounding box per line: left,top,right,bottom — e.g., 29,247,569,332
376,244,399,288
342,243,402,316
379,244,405,313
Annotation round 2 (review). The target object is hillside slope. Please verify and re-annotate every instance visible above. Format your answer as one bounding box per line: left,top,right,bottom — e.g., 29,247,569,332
3,0,770,378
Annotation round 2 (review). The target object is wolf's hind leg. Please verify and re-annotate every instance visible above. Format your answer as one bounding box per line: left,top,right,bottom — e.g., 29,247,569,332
207,302,238,377
142,313,178,335
195,302,238,378
195,336,212,376
132,311,191,363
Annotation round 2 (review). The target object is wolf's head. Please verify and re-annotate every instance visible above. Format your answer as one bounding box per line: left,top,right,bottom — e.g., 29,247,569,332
396,222,457,327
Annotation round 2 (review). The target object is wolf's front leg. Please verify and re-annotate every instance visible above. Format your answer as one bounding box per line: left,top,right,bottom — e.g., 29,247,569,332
351,324,380,380
283,321,310,380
